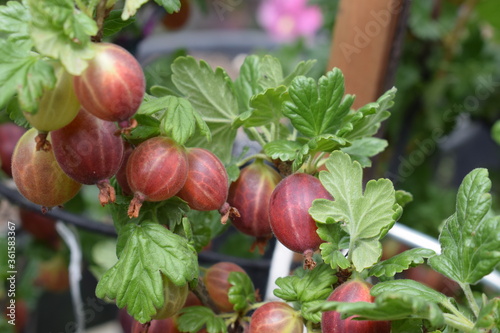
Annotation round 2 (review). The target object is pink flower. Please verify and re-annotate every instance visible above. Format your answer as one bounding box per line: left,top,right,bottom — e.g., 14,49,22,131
257,0,323,43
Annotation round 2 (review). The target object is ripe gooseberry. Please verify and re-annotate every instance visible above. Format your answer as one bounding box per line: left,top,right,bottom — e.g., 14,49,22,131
126,136,188,218
0,122,25,177
12,128,82,210
321,279,391,333
51,108,124,206
73,43,145,123
269,172,332,268
204,262,246,313
176,148,228,211
249,302,303,333
227,159,281,253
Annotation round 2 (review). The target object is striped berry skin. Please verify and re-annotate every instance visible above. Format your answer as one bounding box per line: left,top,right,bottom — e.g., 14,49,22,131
51,109,124,185
0,122,25,177
321,280,391,333
269,173,332,255
24,64,80,132
204,262,246,313
126,136,188,218
51,109,124,206
176,148,228,211
12,128,82,208
73,43,145,122
249,302,303,333
227,160,281,246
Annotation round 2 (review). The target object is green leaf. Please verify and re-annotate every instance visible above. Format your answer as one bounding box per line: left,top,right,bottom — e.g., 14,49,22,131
127,114,161,142
0,1,30,40
6,97,30,128
227,271,256,311
283,68,354,137
310,151,397,271
391,319,424,333
273,262,337,303
301,300,326,323
258,55,283,90
263,140,302,161
282,59,317,86
341,137,388,167
343,87,397,141
368,248,436,279
474,297,500,331
234,55,261,113
371,279,448,304
96,222,198,323
395,190,413,208
428,168,500,285
154,0,182,14
306,134,350,153
102,10,136,38
161,98,194,143
237,86,287,127
171,56,238,162
492,120,500,146
317,223,350,269
27,0,97,75
312,292,444,327
122,0,180,20
177,306,227,333
186,210,228,251
0,40,56,112
138,95,210,145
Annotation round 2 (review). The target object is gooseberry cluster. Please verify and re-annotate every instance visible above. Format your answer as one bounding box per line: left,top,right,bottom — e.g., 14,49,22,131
1,42,392,333
5,43,231,219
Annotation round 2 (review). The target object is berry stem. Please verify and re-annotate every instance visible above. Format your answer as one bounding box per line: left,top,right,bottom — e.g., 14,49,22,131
303,249,316,270
35,132,51,152
96,179,116,206
128,192,146,218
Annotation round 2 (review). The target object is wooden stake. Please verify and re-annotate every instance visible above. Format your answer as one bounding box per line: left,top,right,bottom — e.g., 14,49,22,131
328,0,409,108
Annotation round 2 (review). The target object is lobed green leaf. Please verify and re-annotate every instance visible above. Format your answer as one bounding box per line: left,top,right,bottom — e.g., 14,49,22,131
474,297,500,331
102,10,136,38
428,168,500,285
0,39,55,112
343,87,396,141
154,0,182,14
258,55,283,90
283,68,353,138
177,306,227,333
341,137,388,167
282,59,317,86
263,140,302,161
172,56,238,162
227,271,256,312
368,248,436,279
239,85,287,127
27,0,97,75
371,279,448,304
0,1,30,40
96,222,198,323
312,292,444,327
273,262,337,303
317,223,350,269
310,151,397,271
